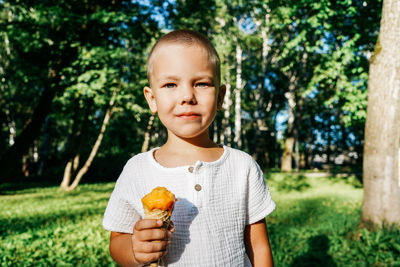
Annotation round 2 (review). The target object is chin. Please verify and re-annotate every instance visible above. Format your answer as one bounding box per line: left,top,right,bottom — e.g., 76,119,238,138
177,133,204,139
174,129,210,140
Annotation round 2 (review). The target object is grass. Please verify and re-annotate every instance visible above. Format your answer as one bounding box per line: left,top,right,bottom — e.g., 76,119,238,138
1,174,399,266
267,173,400,266
0,183,117,266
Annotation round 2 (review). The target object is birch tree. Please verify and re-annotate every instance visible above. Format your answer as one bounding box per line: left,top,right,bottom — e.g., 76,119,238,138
60,87,118,191
252,7,274,166
214,2,234,145
221,65,232,145
141,114,155,153
234,39,243,148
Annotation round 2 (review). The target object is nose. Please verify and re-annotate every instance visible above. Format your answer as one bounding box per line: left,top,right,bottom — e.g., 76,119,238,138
180,85,197,105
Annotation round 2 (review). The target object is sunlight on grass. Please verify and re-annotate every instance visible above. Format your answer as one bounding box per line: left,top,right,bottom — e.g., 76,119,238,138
266,173,399,266
1,183,117,266
1,176,399,266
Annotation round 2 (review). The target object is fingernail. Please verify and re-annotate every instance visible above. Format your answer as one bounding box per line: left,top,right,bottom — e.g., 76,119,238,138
167,231,172,238
157,219,163,225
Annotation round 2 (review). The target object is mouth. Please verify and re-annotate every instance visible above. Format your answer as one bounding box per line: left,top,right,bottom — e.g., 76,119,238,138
177,112,201,119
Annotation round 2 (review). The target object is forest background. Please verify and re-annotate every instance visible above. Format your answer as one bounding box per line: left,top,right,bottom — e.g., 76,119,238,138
0,0,381,189
1,0,400,265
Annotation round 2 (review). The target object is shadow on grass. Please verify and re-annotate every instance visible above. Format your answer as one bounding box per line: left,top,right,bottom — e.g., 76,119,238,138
267,194,361,266
272,197,337,228
0,181,59,195
0,181,115,195
276,175,311,192
290,235,336,267
326,174,363,188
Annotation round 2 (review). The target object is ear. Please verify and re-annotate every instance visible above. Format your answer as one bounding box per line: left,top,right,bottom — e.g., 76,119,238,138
144,86,157,113
217,84,226,110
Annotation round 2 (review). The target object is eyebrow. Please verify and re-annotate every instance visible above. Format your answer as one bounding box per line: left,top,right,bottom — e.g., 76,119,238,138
194,75,214,81
157,75,214,82
157,76,180,82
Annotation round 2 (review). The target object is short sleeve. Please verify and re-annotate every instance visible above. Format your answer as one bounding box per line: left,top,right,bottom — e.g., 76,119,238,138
246,160,276,225
102,161,141,233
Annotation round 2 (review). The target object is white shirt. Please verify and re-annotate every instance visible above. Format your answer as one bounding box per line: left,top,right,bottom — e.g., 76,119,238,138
103,145,276,266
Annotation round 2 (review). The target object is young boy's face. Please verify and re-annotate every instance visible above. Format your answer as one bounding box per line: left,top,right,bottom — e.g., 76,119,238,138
144,43,225,141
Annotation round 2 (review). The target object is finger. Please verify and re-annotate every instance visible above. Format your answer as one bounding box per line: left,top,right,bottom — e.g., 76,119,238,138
135,228,170,242
134,219,163,231
168,221,175,232
135,240,170,253
134,251,164,264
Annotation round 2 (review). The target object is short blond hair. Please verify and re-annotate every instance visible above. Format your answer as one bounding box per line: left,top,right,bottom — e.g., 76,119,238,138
147,29,221,86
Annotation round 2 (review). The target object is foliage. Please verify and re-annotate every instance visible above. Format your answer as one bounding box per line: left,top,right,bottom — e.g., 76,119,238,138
1,176,399,266
0,0,384,181
0,0,158,180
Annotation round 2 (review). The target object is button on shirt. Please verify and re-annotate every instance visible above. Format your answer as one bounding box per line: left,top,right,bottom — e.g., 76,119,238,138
103,146,276,266
194,184,202,191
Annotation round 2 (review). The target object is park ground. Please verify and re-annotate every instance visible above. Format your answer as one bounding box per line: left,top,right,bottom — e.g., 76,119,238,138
1,173,399,266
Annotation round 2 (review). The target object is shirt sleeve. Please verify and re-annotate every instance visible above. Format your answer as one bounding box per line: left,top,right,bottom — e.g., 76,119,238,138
246,159,276,225
102,160,141,233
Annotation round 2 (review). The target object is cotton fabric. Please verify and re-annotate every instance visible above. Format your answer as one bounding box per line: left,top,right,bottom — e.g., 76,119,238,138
103,145,275,266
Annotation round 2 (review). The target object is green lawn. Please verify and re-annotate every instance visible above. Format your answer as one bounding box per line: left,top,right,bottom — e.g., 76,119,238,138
0,183,116,266
1,174,399,266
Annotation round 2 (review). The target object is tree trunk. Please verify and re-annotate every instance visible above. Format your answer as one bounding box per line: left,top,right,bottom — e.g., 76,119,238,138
253,12,271,167
62,88,117,191
213,118,219,144
5,109,16,146
60,154,80,190
281,137,294,172
362,0,400,227
38,116,51,176
293,96,304,171
281,77,297,172
141,114,155,153
294,134,299,171
60,159,73,189
234,42,243,148
0,79,58,180
59,100,89,190
220,65,232,145
0,6,11,78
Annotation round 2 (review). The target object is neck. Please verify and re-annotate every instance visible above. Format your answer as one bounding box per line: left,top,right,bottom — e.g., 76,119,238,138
153,130,223,167
163,130,219,152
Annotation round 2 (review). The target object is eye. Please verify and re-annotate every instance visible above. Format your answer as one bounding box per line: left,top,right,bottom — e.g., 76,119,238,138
163,83,176,88
196,82,210,88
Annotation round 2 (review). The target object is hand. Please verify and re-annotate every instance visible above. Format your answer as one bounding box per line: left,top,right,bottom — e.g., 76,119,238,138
131,219,174,264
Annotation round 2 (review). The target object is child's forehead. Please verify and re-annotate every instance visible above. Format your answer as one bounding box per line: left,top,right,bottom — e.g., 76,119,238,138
152,43,215,72
153,42,209,59
148,40,220,86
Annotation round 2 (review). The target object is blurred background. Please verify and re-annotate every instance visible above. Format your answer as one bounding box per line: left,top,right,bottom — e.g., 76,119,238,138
0,0,381,184
2,0,400,266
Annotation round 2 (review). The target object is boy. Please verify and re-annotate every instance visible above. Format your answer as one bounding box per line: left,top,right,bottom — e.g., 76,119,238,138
103,29,275,266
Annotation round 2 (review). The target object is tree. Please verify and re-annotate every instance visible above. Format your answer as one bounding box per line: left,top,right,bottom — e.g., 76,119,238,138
213,0,234,146
57,3,157,189
0,0,385,184
0,1,158,183
270,1,320,171
0,1,78,180
362,0,400,227
233,36,244,148
60,87,118,191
